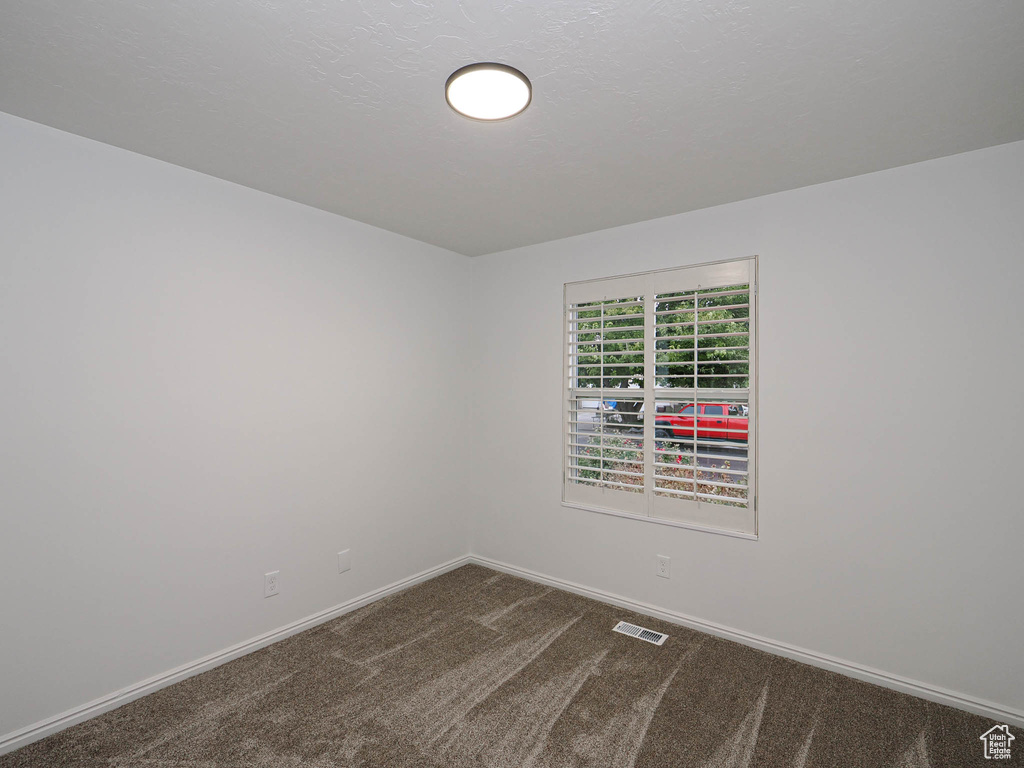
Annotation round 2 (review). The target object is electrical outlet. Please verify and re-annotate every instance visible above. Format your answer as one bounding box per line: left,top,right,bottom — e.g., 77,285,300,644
656,555,671,579
337,549,351,574
264,570,280,598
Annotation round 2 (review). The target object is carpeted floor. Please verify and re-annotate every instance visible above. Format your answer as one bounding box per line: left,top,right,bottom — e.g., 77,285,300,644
1,564,1018,767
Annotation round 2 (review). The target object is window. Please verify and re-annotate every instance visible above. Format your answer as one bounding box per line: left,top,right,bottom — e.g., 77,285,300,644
563,257,757,537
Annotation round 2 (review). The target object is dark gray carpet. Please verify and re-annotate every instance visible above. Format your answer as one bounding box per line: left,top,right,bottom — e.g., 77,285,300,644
1,564,1018,767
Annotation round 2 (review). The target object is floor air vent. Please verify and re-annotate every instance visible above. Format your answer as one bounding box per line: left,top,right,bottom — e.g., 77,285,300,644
613,621,668,646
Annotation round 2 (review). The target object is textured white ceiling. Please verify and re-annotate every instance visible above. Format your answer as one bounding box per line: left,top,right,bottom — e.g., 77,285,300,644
1,0,1022,256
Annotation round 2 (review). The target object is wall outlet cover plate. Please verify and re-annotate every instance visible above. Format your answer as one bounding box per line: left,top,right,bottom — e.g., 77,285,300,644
656,555,671,579
264,570,280,598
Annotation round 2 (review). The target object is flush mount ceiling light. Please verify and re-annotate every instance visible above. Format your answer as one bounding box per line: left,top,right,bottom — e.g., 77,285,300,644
445,63,532,121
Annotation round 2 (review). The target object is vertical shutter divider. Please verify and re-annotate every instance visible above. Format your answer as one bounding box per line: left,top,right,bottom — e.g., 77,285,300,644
565,296,573,489
598,302,604,483
643,292,655,515
692,289,699,504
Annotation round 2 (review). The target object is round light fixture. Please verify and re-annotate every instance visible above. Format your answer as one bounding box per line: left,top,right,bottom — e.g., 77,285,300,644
445,63,531,121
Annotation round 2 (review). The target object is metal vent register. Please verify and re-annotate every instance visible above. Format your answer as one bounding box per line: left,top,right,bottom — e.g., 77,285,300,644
612,621,668,646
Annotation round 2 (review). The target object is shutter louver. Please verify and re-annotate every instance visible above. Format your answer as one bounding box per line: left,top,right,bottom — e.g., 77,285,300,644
652,285,751,510
566,297,646,509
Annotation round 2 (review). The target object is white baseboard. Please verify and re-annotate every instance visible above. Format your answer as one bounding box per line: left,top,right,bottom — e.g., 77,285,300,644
0,555,471,757
468,555,1024,728
4,551,1020,758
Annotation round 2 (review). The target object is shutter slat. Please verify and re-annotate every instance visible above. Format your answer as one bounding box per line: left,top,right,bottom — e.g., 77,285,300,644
572,478,645,492
653,474,747,491
653,462,747,476
571,464,645,479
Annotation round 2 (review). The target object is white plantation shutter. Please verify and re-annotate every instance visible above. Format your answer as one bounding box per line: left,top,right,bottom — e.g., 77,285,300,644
564,258,757,536
565,294,646,515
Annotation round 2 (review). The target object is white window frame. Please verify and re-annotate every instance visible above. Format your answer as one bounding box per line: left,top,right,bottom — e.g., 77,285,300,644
562,256,758,539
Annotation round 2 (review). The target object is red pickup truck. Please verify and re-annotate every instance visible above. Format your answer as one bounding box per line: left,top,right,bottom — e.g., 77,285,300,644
654,403,748,443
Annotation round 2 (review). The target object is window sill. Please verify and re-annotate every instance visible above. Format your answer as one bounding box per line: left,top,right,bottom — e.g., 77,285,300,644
559,501,758,541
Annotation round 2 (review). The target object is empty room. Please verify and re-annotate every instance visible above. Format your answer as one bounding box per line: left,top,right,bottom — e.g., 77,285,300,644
1,1,1022,766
